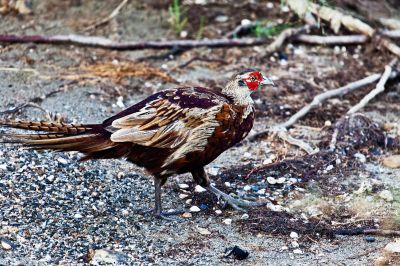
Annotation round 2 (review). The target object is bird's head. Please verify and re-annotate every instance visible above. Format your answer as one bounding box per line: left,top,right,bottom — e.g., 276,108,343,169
223,69,275,105
235,69,275,91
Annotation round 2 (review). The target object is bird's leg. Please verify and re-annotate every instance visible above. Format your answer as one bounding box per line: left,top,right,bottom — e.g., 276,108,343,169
191,167,267,212
153,178,185,220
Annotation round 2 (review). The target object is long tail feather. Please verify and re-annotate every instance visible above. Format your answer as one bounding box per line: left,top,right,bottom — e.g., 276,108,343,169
0,119,131,160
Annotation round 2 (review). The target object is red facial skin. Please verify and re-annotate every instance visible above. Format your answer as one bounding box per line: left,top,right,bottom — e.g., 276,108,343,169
243,71,264,90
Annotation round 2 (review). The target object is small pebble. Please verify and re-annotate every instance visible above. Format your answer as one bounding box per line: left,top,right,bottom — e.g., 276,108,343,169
224,182,231,187
215,210,222,215
365,236,375,242
57,158,68,165
379,190,394,202
281,246,289,251
267,177,277,184
243,185,251,191
1,239,12,251
182,212,192,218
293,249,303,254
194,185,207,193
291,241,299,248
178,184,189,189
190,206,201,212
197,227,211,235
241,214,249,219
290,232,299,239
223,219,232,225
74,213,83,219
354,153,366,163
179,194,189,199
276,177,286,184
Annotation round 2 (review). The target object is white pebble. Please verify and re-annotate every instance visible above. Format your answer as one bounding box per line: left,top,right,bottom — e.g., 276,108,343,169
290,231,299,238
121,209,129,216
281,246,289,251
276,177,286,184
46,175,55,182
57,158,68,165
1,240,12,250
0,164,7,170
179,194,189,199
116,96,125,108
215,210,222,215
266,2,274,9
180,30,188,38
194,185,207,193
291,241,300,248
354,153,366,163
190,206,201,212
325,165,334,172
241,214,249,219
324,120,332,127
243,152,252,158
224,182,231,187
74,213,83,219
293,249,303,254
215,15,228,23
267,177,277,184
281,5,290,12
208,167,219,176
243,185,251,191
178,184,189,189
223,218,232,225
241,19,252,26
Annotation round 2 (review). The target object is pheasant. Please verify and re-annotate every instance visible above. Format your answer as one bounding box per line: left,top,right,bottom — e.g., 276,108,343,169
0,70,275,218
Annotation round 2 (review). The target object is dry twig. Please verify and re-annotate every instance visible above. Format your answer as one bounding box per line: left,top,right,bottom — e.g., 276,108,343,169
83,0,129,32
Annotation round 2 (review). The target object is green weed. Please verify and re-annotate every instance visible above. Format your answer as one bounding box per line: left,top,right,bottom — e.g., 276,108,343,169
168,0,188,35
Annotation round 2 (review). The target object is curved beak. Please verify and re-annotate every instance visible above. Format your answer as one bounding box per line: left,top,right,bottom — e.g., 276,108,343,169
261,76,276,86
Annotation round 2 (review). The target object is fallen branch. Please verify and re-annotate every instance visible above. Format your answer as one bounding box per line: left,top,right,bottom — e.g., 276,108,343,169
275,129,319,154
330,59,398,150
288,0,400,57
0,34,272,50
335,228,400,237
83,0,129,32
294,34,368,44
347,59,398,114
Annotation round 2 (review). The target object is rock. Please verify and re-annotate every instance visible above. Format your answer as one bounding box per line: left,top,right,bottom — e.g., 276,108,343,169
241,19,252,26
46,175,55,182
276,177,286,184
121,209,129,216
0,164,7,171
243,185,251,191
365,236,375,242
197,227,211,235
374,256,389,266
208,167,219,176
223,218,232,225
224,182,231,187
379,190,394,202
290,232,299,239
384,241,400,253
179,193,189,199
382,155,400,168
215,210,222,215
215,15,228,23
243,152,252,158
178,184,189,189
194,185,207,193
291,241,299,248
182,212,192,218
293,249,303,254
324,120,332,127
354,153,367,163
74,213,83,219
281,246,289,251
189,206,201,212
1,239,13,251
267,176,277,184
90,249,125,265
57,158,68,165
224,246,249,260
241,214,249,219
179,30,188,38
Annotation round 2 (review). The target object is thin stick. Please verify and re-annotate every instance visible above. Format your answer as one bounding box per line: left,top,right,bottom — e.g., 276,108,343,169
276,130,318,154
83,0,129,32
347,59,398,114
294,34,368,44
0,34,273,50
280,73,382,129
169,56,227,72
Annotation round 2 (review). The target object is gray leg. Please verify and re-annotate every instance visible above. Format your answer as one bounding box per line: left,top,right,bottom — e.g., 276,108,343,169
154,178,162,216
153,178,184,221
191,167,268,212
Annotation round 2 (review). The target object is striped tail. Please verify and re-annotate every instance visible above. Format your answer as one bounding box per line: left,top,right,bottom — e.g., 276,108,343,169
0,120,131,160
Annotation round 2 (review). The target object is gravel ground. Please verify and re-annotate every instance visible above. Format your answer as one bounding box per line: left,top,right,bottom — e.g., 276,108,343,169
1,0,400,265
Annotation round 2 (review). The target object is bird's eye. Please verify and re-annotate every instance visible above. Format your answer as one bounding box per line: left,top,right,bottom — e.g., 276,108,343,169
249,76,256,82
238,80,246,86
